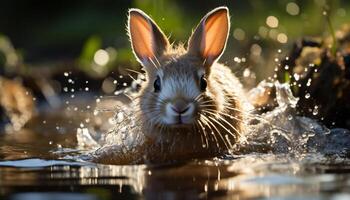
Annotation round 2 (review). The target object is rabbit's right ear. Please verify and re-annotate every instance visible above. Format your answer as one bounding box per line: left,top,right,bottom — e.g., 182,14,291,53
128,9,169,70
188,7,230,69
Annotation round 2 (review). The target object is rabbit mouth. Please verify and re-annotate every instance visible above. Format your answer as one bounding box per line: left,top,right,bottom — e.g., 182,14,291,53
162,101,197,126
163,115,195,127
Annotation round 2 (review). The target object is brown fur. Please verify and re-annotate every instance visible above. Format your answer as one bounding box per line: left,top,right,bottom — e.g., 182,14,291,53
136,51,245,163
93,7,247,164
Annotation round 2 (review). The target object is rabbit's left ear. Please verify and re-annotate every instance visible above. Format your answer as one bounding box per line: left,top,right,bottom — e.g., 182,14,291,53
188,7,230,67
128,8,169,70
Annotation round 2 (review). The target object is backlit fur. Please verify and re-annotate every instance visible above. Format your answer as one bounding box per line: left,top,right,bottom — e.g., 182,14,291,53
94,7,248,164
136,46,246,162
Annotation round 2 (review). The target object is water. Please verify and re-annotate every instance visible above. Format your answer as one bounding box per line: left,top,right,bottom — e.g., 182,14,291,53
0,82,350,199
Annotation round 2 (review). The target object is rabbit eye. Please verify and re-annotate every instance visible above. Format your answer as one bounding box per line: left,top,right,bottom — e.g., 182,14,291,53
200,75,207,91
154,76,161,92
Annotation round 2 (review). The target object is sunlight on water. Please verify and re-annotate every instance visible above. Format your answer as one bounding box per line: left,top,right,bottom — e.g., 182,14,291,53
70,77,350,166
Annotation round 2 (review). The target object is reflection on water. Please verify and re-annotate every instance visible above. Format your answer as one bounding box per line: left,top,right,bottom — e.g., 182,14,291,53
1,155,350,199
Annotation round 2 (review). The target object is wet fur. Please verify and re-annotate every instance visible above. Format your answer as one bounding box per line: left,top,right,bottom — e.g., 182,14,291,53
92,45,246,164
93,7,247,164
136,46,245,162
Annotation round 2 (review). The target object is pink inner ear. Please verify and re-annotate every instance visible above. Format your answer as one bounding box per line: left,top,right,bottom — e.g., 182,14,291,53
130,13,155,59
202,11,228,59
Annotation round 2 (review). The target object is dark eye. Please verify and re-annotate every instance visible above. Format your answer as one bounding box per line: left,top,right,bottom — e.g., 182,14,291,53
200,75,207,91
154,76,161,92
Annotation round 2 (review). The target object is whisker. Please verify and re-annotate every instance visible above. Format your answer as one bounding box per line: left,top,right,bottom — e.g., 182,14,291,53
202,108,247,125
153,56,162,68
193,122,205,149
200,114,220,148
197,119,209,149
202,110,244,140
202,114,238,142
201,114,231,150
148,57,159,69
125,68,143,75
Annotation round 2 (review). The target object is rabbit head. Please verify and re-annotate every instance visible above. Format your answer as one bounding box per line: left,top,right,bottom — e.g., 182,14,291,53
128,7,231,129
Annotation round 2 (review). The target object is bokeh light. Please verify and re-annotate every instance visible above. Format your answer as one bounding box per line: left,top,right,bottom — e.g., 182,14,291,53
266,16,279,28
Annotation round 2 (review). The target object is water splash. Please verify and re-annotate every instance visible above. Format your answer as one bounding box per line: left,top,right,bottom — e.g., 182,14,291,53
73,79,350,164
236,81,350,157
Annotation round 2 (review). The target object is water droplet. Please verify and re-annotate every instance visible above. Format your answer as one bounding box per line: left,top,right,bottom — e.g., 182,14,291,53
96,98,101,103
64,72,69,77
234,57,241,63
85,87,89,91
305,93,310,99
293,73,300,81
306,78,312,87
243,68,251,77
312,106,319,116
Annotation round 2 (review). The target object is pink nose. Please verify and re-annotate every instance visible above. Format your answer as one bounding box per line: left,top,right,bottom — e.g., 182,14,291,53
171,100,190,114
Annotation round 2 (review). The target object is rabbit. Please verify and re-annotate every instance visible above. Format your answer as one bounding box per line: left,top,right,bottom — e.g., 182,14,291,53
92,6,248,164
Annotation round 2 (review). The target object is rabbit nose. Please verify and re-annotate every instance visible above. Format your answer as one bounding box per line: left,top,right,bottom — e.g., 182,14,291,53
171,100,190,114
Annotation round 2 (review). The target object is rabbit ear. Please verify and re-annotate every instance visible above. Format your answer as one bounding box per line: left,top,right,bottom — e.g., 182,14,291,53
128,9,169,69
188,7,230,67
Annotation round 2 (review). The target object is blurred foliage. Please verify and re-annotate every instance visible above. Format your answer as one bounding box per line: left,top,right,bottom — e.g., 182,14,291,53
78,36,102,67
133,0,190,40
1,0,350,78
